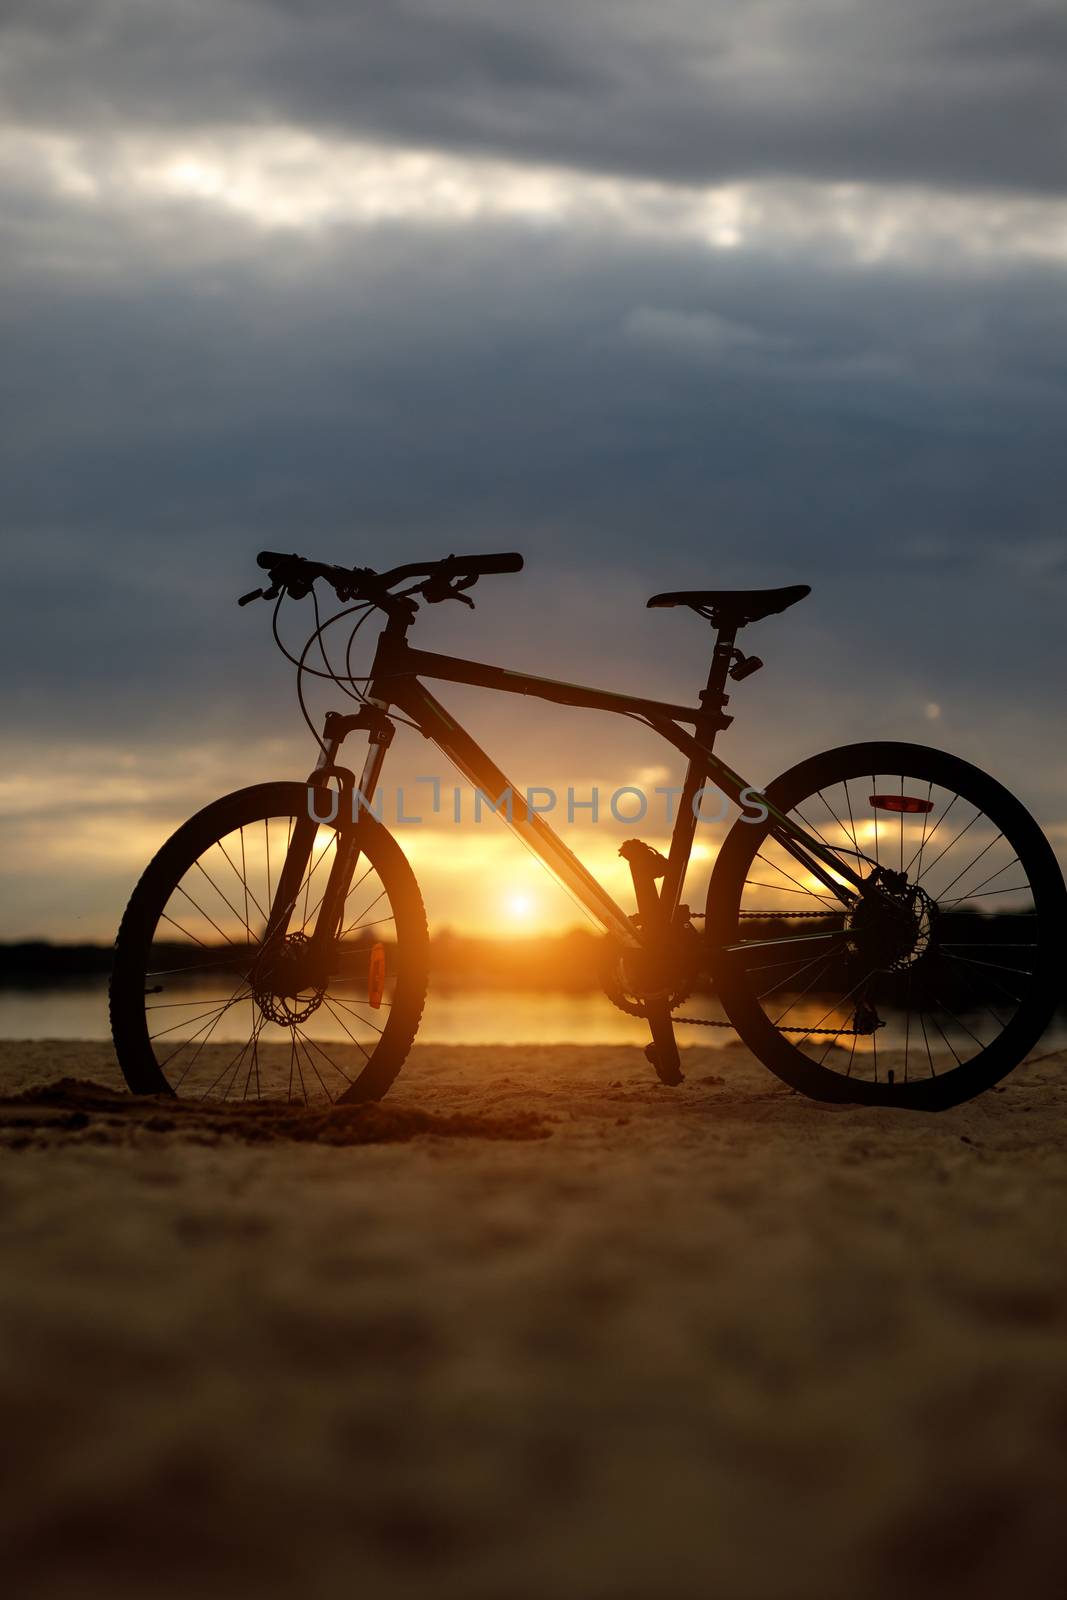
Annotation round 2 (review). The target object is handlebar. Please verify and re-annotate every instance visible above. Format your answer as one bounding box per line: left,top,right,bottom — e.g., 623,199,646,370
240,549,524,609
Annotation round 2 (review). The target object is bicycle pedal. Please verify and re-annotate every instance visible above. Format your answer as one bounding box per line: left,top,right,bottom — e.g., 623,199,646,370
644,1041,684,1086
619,839,669,878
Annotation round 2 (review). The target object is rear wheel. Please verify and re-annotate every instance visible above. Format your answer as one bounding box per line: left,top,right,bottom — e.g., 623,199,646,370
110,783,428,1103
706,743,1065,1109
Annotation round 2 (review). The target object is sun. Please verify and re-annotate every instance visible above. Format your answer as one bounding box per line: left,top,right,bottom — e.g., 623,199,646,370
504,890,535,922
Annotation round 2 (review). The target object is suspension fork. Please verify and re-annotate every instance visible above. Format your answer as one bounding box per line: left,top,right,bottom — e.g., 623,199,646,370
309,701,395,962
258,718,347,957
257,704,394,967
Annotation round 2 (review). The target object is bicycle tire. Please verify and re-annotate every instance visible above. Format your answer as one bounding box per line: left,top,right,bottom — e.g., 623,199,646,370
706,742,1065,1110
110,782,428,1102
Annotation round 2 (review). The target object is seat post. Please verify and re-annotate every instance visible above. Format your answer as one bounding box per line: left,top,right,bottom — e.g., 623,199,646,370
700,622,739,736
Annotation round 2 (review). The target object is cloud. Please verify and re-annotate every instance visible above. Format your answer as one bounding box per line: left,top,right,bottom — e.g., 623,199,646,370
3,1,1067,197
2,0,1067,938
3,172,1065,778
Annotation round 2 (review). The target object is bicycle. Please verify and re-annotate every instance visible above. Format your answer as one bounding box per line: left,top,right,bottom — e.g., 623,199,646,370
111,550,1066,1110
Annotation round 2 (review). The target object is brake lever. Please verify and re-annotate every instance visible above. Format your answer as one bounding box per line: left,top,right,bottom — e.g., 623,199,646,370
237,584,281,607
422,573,476,608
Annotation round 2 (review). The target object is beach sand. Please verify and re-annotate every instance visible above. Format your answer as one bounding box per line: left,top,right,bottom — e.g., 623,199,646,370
1,1038,1066,1599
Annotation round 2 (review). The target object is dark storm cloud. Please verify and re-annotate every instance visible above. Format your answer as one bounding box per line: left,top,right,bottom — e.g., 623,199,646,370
2,182,1066,823
3,0,1067,195
2,2,1066,838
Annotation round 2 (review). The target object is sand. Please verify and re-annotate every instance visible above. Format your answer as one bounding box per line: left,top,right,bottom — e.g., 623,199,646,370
1,1038,1066,1599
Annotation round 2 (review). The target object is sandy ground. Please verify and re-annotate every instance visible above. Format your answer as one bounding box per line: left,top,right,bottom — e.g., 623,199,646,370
1,1039,1066,1600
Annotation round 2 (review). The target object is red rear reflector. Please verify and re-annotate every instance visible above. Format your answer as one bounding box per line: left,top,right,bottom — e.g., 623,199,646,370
869,794,934,814
368,942,386,1009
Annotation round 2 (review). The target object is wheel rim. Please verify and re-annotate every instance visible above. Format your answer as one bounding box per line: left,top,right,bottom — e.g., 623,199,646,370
133,810,409,1103
717,751,1060,1100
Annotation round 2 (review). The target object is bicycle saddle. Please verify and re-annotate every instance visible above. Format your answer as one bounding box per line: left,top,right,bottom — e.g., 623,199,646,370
647,584,810,628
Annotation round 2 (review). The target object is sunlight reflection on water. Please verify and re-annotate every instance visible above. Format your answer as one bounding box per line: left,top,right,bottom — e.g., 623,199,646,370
4,982,1066,1053
0,981,686,1045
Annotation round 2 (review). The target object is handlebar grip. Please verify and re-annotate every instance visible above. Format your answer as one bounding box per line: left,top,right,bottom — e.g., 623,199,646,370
452,552,524,575
257,550,290,570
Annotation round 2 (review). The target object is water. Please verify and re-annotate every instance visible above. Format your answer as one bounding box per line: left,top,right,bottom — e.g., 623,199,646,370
0,980,727,1046
6,981,1066,1055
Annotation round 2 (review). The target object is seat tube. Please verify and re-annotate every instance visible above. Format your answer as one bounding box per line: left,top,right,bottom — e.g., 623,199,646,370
662,623,737,914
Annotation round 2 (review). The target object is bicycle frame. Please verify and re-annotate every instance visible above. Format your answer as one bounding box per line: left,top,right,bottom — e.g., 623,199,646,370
289,608,870,961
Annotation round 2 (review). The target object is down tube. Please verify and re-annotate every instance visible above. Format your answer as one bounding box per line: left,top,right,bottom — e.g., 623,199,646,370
400,682,641,947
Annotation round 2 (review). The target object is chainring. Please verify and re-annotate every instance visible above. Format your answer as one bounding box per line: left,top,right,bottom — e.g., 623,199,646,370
598,922,703,1018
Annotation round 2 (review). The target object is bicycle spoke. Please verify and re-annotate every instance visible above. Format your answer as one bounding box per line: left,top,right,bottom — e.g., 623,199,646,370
845,1031,859,1077
173,881,239,947
341,887,389,939
818,787,859,855
157,911,214,949
903,791,958,877
239,827,252,940
923,1005,963,1067
915,807,979,886
744,878,837,898
912,780,934,882
940,950,1026,1006
843,780,858,858
939,949,1033,978
294,1027,355,1096
792,804,841,857
243,1004,264,1101
753,851,839,911
336,913,395,936
770,954,838,1025
755,941,843,1002
937,955,1012,1030
320,992,385,1039
264,818,272,908
871,774,879,867
166,983,249,1085
899,776,904,875
219,832,268,928
202,1025,261,1102
146,993,251,1010
147,949,254,978
319,996,377,1054
192,857,254,941
933,832,1006,902
287,1034,299,1104
149,998,246,1043
939,884,1032,907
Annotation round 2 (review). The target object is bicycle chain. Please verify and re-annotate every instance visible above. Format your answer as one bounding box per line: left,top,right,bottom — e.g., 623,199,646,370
611,907,859,1035
739,909,842,919
673,1015,862,1037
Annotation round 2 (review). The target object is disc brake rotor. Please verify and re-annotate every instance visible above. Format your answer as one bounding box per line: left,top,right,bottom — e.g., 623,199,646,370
252,930,327,1026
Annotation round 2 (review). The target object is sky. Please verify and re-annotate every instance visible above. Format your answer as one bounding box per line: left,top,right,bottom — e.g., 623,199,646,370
2,0,1066,938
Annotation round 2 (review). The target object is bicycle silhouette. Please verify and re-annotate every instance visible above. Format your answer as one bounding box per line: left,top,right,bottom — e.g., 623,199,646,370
111,551,1064,1109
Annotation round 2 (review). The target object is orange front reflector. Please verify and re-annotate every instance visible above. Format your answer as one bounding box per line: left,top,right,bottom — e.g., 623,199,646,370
869,794,934,814
368,942,386,1009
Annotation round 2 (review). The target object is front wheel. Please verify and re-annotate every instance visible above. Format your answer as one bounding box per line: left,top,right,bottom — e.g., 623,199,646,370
110,783,429,1103
706,743,1066,1109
